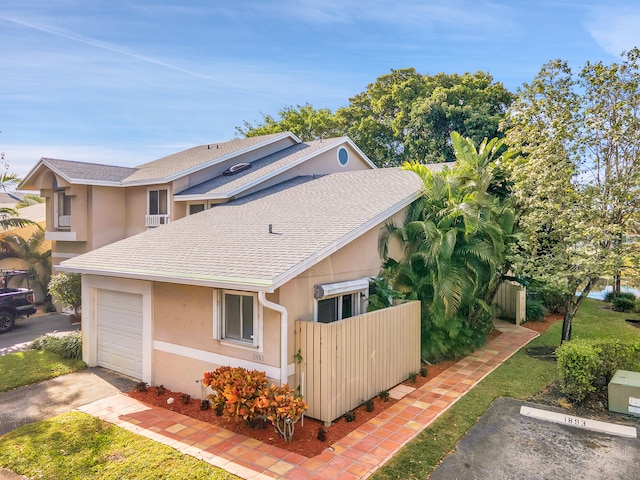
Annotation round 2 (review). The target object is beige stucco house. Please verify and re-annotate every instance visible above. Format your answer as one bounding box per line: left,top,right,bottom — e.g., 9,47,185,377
20,132,438,422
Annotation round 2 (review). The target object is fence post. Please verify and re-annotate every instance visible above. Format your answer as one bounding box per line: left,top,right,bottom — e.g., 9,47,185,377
515,286,526,325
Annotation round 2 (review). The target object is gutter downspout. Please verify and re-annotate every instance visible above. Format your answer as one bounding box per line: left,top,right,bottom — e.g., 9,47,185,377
258,292,288,386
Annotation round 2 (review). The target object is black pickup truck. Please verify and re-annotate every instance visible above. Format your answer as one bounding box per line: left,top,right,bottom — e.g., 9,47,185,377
0,270,37,334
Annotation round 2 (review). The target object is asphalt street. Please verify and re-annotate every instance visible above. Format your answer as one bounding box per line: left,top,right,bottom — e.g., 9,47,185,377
0,312,79,356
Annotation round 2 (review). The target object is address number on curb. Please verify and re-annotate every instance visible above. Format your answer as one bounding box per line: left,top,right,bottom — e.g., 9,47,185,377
563,416,587,427
520,405,637,439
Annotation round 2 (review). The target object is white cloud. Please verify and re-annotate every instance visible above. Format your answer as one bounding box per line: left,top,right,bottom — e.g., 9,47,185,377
584,6,640,56
272,0,509,28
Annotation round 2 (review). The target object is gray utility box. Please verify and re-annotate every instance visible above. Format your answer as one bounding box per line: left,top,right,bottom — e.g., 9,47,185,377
608,369,640,417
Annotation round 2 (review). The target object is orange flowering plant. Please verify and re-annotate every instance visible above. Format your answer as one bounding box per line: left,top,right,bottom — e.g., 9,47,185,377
202,366,308,442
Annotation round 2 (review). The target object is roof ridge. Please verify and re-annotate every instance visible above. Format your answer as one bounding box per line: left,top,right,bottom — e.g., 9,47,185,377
42,157,138,171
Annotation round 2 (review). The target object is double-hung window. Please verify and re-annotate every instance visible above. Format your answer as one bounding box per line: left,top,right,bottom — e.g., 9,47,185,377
215,290,260,347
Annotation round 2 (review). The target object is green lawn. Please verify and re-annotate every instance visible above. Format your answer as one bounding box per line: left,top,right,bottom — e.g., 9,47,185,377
0,411,237,480
0,350,86,392
371,298,640,479
1,299,637,480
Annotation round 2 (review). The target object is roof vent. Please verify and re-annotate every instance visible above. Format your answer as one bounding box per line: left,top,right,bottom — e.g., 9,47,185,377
223,163,251,176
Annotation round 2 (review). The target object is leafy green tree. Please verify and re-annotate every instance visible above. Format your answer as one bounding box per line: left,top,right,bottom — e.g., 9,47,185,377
238,69,513,167
405,72,514,163
504,49,640,342
336,68,429,166
379,133,518,361
236,103,342,141
48,272,82,319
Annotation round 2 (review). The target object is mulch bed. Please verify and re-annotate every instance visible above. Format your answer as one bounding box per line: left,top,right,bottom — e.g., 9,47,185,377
127,361,454,457
521,312,563,334
126,326,512,457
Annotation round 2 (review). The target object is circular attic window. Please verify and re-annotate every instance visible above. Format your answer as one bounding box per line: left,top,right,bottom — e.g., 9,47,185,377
337,147,349,167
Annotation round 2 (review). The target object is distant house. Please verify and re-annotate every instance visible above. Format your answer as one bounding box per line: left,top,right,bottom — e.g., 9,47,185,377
20,132,443,422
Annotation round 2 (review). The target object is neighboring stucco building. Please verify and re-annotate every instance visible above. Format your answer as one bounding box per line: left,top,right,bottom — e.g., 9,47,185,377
19,132,375,270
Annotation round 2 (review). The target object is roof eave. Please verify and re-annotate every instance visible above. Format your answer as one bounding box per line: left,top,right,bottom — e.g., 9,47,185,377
57,264,276,292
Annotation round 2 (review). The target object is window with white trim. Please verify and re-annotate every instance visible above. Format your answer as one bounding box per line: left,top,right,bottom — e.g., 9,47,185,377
53,190,72,229
215,290,260,347
148,189,168,216
146,188,170,227
314,277,369,323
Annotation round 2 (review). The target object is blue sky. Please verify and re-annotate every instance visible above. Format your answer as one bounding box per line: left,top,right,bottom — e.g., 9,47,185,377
2,1,640,179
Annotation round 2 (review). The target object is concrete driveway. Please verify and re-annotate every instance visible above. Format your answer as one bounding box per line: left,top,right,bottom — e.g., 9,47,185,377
0,312,79,356
430,397,640,480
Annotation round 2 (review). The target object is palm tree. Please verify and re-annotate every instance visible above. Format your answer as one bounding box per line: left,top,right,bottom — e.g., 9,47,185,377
0,167,41,231
0,230,52,300
15,194,45,208
379,133,518,361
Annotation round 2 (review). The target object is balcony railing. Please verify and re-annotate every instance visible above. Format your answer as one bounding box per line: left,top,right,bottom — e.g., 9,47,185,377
145,214,170,228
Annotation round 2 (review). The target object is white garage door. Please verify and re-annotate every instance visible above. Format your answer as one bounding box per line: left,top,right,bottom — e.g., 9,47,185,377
97,289,143,379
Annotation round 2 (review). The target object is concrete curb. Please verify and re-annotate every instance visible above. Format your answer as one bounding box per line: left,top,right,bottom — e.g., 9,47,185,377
520,405,638,439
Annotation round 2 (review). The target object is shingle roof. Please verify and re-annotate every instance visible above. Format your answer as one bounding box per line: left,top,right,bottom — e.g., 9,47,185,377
41,159,138,184
175,137,342,198
20,133,298,188
123,132,293,184
60,168,424,291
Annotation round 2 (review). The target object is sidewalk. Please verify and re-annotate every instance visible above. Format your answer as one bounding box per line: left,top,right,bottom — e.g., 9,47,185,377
78,321,538,479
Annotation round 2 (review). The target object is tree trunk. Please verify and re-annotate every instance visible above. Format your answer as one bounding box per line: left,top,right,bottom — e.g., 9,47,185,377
614,273,621,298
560,277,597,343
561,302,576,342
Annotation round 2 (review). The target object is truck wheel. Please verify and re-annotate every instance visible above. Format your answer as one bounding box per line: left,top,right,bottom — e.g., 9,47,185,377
0,311,15,333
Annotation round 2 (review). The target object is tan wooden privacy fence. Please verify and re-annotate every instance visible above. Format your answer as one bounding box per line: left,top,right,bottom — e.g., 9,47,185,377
494,281,526,325
294,301,421,425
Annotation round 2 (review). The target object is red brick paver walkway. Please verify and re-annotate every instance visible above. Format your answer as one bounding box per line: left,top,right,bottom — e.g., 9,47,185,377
77,321,538,479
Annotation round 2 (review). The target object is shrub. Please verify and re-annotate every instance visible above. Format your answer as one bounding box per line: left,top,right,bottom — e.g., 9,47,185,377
344,411,356,422
534,285,566,313
420,310,494,363
30,331,82,359
48,273,82,316
604,291,637,303
419,365,428,377
526,282,566,314
635,298,640,314
202,366,308,442
407,371,418,383
612,296,636,312
203,366,268,423
556,339,640,402
378,389,390,402
364,398,375,412
135,382,148,393
526,299,547,322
